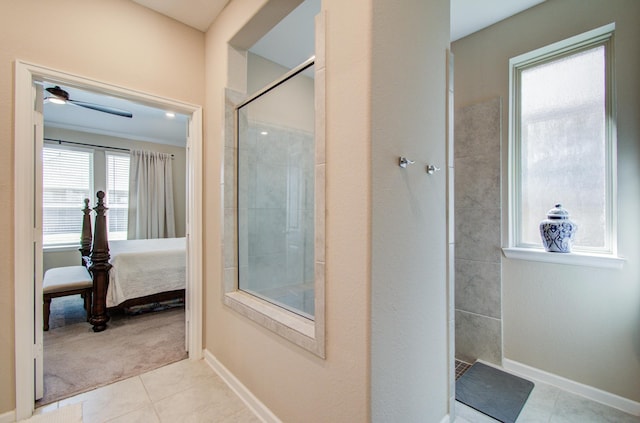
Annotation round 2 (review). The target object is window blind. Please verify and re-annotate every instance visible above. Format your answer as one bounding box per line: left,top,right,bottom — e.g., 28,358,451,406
106,152,130,240
43,146,93,247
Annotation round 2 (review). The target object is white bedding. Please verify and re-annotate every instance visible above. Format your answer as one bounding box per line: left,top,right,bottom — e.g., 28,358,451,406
106,237,186,307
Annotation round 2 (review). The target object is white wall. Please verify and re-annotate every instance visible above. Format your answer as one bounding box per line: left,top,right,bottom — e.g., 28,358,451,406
452,0,640,403
370,0,450,421
0,0,204,413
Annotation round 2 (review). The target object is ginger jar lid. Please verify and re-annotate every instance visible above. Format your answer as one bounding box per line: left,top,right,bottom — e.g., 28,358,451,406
547,203,570,220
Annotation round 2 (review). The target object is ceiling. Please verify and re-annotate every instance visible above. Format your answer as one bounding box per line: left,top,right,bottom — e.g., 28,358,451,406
43,84,189,146
44,0,545,146
132,0,228,32
132,0,546,40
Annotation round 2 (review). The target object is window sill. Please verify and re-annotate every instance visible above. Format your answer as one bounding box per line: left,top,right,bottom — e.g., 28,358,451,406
224,291,324,358
502,247,625,269
43,244,81,253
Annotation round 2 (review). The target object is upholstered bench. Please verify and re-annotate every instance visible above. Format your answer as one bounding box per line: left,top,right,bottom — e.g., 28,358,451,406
43,266,93,331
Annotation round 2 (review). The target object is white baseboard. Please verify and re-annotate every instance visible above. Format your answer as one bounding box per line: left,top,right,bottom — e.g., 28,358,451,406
439,414,450,423
503,358,640,416
204,349,281,423
0,409,15,423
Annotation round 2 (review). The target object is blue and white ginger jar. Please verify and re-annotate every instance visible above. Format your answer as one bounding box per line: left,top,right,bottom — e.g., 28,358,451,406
539,204,577,253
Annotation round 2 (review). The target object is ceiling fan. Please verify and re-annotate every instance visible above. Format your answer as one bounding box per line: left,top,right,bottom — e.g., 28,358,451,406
45,85,133,118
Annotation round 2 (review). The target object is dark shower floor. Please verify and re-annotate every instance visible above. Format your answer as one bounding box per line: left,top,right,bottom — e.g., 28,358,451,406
455,359,472,380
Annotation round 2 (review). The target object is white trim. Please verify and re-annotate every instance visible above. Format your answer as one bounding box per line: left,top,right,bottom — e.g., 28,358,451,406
186,108,203,359
509,23,615,65
0,410,16,423
439,415,451,423
14,59,37,421
503,358,640,416
42,244,83,253
502,247,625,269
204,350,281,423
14,60,203,420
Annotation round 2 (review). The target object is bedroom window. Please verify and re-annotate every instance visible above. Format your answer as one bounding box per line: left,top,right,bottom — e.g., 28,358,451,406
507,23,617,259
42,145,94,248
106,152,130,241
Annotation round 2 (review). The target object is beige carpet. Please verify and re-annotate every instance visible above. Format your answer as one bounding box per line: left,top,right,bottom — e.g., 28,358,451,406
38,295,187,406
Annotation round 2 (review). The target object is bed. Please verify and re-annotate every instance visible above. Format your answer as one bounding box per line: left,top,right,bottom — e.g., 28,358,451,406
82,191,186,332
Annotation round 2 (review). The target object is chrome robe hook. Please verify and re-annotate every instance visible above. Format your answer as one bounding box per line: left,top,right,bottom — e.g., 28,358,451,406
399,157,415,168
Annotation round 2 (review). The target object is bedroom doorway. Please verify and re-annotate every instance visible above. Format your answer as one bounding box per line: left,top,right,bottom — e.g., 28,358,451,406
14,60,203,420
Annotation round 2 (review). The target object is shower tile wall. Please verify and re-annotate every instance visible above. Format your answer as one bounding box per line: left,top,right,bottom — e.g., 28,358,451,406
223,88,316,318
454,97,502,365
238,122,315,314
223,88,243,294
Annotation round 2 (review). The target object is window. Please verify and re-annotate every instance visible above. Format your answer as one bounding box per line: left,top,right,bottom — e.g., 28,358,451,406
43,143,132,248
106,152,130,240
508,24,616,256
43,145,94,247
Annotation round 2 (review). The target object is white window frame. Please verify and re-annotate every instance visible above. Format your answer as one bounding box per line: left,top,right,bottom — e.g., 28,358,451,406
504,23,624,269
105,151,130,241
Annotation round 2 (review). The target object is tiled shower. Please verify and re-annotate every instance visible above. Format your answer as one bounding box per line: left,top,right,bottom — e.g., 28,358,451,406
237,122,316,317
454,97,503,366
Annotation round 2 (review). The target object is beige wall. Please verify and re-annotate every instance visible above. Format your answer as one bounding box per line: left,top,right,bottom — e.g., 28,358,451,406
42,127,188,273
0,0,204,414
453,0,640,402
247,52,315,133
204,0,371,421
206,0,451,421
3,0,453,418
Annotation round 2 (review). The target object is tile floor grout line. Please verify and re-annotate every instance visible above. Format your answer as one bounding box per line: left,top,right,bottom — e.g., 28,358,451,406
136,372,164,422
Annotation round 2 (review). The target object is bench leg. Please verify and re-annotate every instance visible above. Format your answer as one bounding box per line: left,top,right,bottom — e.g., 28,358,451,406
43,296,52,331
83,290,92,322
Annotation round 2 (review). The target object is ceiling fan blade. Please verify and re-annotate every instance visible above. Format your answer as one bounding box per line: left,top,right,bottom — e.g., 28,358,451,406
68,99,133,118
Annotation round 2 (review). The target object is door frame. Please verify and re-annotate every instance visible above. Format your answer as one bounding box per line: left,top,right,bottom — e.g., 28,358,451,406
14,60,203,420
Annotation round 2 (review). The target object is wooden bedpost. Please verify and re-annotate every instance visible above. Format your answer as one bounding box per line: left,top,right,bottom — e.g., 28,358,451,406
89,191,112,332
79,198,92,265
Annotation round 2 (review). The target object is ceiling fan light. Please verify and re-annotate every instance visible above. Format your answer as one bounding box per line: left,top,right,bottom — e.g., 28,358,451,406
48,96,66,105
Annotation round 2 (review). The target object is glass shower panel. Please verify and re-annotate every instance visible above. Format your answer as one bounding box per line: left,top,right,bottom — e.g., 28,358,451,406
237,64,315,319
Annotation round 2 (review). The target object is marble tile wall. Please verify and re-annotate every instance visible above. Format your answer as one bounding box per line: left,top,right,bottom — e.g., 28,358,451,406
238,122,315,296
454,97,502,365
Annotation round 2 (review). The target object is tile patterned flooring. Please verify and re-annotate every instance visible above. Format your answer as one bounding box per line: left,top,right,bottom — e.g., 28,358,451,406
35,358,260,423
454,360,640,423
36,358,640,423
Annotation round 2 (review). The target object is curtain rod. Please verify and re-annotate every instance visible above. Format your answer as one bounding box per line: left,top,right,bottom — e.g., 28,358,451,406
43,138,174,158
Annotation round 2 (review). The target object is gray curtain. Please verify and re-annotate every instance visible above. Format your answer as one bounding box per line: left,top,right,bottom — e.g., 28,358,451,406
127,149,176,239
